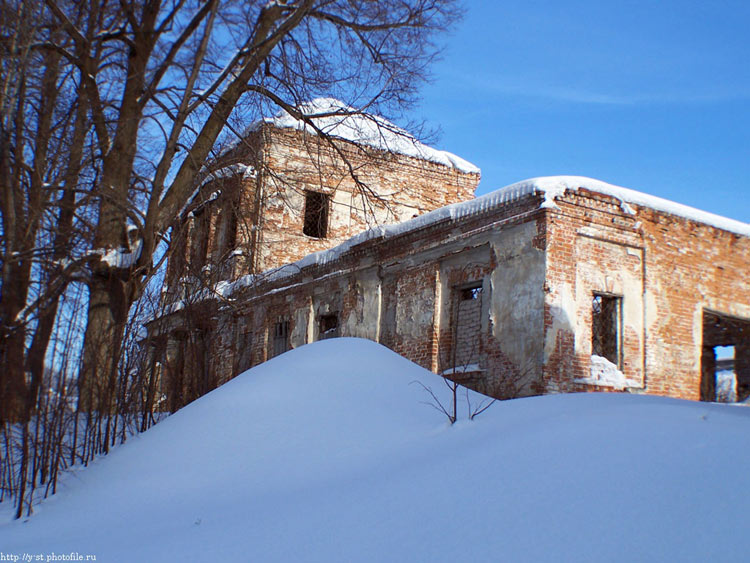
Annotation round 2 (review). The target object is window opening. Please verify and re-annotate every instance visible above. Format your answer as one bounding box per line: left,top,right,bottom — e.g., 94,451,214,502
225,208,238,253
461,283,483,301
234,319,253,374
190,208,210,271
303,190,330,238
319,314,339,340
714,346,736,402
272,319,290,357
451,281,484,371
702,311,750,402
591,294,621,367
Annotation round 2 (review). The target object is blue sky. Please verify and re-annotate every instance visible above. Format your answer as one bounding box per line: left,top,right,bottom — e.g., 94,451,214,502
410,0,750,223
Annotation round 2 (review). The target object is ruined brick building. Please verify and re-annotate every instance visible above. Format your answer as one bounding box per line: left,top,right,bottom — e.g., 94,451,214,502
147,99,750,409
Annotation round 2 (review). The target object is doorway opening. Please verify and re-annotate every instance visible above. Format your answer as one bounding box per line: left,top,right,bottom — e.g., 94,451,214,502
701,311,750,402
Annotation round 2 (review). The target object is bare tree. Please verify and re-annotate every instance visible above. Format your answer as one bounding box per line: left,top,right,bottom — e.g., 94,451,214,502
16,0,460,412
0,0,94,422
1,0,461,517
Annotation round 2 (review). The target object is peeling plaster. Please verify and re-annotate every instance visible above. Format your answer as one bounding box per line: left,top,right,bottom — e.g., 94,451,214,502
545,283,577,362
291,303,309,347
396,274,435,340
343,271,382,341
488,221,545,371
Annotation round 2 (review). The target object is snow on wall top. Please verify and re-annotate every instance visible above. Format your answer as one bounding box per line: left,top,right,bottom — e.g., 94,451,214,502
223,175,750,297
254,98,480,174
509,176,750,237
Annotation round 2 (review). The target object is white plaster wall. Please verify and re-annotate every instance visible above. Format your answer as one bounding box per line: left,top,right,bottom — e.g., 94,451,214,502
342,270,382,341
290,303,309,348
488,221,546,373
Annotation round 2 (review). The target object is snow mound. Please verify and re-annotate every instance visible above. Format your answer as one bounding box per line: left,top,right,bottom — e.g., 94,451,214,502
3,338,750,562
576,354,641,389
261,98,480,174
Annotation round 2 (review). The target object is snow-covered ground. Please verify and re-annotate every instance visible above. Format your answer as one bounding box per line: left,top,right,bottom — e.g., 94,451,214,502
2,338,750,562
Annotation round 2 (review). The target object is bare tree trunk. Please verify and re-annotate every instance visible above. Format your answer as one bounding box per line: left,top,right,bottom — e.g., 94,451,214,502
0,324,28,421
14,422,30,519
79,275,135,412
0,91,32,421
1,31,68,422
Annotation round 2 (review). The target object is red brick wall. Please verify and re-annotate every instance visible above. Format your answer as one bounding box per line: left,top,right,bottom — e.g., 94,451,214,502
254,126,479,272
542,189,750,400
160,184,750,407
210,194,547,399
164,124,479,296
638,209,750,399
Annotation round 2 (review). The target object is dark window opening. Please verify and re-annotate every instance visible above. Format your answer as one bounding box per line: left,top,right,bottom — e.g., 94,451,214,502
189,209,210,271
225,209,238,253
272,319,290,357
592,294,621,367
234,320,253,374
319,314,339,340
461,283,483,301
450,282,484,372
303,190,330,238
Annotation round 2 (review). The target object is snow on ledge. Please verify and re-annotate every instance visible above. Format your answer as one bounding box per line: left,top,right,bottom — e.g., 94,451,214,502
441,364,483,376
254,98,480,174
221,175,750,298
575,355,641,390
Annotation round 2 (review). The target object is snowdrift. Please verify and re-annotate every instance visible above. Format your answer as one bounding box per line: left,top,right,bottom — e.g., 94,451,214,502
2,338,750,562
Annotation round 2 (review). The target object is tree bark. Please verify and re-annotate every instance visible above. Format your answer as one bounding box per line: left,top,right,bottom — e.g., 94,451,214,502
79,274,136,412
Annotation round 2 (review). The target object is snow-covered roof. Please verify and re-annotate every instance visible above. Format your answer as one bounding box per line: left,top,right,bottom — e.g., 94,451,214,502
199,163,256,189
511,176,750,237
223,175,750,298
253,98,480,174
